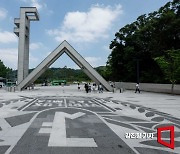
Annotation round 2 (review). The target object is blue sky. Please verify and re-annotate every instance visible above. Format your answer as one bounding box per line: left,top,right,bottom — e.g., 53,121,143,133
0,0,171,70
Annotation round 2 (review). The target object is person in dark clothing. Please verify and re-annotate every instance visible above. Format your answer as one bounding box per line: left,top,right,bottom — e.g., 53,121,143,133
84,83,89,93
135,83,140,93
78,83,80,90
88,83,91,92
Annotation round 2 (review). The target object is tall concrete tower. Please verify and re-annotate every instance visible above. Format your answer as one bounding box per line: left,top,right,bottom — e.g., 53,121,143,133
14,7,39,84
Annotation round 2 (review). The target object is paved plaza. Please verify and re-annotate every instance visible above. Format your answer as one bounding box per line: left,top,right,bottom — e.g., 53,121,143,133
0,85,180,154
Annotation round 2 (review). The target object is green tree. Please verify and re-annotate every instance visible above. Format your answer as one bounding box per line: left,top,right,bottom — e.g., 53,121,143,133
0,60,12,78
107,0,180,83
155,49,180,93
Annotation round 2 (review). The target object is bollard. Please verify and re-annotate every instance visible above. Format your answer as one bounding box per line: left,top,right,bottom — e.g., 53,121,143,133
6,86,16,92
12,86,15,92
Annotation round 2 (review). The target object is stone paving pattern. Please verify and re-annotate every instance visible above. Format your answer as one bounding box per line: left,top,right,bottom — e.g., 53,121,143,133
0,85,180,154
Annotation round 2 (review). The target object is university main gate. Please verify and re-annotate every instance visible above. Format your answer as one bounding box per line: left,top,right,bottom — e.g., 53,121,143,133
14,7,113,91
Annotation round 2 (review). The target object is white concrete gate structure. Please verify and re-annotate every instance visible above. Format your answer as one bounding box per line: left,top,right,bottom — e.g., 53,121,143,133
14,7,39,85
14,7,113,92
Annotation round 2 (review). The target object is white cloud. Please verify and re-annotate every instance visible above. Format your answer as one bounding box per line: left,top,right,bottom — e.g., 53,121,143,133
47,4,123,43
85,57,102,67
31,0,43,10
0,48,38,69
46,10,54,16
0,8,7,20
102,45,111,52
0,31,17,43
19,0,44,10
0,48,17,69
30,42,43,50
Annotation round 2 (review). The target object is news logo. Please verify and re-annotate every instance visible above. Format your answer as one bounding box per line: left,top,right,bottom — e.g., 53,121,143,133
125,125,175,150
157,125,175,149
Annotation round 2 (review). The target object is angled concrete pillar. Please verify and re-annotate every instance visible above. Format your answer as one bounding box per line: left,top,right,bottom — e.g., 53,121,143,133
14,7,39,84
17,40,113,92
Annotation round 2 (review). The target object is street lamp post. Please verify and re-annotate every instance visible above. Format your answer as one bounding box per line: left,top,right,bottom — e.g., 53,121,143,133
136,59,140,84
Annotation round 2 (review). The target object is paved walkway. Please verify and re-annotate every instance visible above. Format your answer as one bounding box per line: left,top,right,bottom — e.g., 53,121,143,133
0,85,180,154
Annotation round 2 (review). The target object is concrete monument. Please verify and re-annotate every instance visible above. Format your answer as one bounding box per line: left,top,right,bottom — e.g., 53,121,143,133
14,7,113,92
14,7,39,84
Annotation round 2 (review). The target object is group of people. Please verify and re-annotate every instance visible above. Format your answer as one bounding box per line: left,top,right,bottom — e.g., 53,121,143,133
78,82,141,93
78,82,103,93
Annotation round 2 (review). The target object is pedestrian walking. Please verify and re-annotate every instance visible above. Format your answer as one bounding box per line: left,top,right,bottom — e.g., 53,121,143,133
112,82,116,93
84,83,89,93
78,83,80,90
99,83,103,93
92,83,96,92
88,83,91,92
135,83,140,93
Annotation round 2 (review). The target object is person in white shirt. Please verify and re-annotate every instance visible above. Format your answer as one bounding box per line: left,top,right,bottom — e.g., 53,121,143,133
98,83,103,93
135,83,140,93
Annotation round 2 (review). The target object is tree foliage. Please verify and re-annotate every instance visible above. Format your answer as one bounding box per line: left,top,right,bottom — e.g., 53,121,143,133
155,49,180,92
0,60,12,78
34,67,91,83
107,0,180,83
